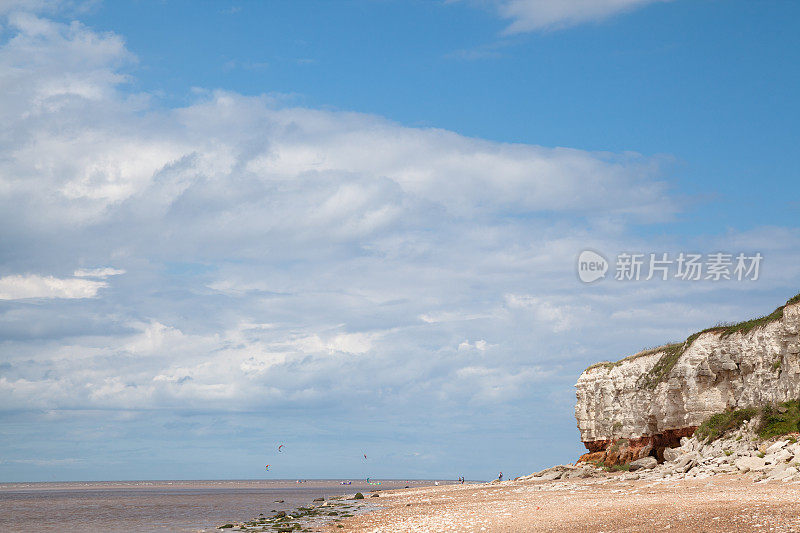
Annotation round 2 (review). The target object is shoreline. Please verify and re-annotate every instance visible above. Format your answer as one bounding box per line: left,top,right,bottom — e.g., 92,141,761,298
326,473,800,532
204,480,456,532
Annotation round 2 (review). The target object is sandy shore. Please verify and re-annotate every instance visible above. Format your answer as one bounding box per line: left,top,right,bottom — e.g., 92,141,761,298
326,474,800,532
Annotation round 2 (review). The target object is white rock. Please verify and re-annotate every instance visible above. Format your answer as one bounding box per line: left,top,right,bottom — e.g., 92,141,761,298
766,440,790,455
539,470,563,481
770,449,793,464
629,457,657,471
663,447,682,462
765,463,793,481
735,456,768,473
675,452,701,473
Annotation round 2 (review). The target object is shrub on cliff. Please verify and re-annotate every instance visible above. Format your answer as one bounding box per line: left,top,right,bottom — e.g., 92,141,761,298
696,408,757,442
696,400,800,442
758,400,800,439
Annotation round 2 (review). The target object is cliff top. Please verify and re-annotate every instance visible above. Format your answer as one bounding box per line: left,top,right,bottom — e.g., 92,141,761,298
584,292,800,387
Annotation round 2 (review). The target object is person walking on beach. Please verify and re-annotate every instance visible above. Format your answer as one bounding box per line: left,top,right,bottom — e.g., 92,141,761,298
498,472,503,481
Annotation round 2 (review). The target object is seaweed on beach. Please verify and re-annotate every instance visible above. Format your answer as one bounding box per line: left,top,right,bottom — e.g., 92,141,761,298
217,494,374,532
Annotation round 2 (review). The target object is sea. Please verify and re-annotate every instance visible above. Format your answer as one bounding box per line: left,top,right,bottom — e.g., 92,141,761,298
0,479,449,532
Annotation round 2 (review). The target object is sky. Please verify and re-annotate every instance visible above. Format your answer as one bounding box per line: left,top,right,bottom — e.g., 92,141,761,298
0,0,798,482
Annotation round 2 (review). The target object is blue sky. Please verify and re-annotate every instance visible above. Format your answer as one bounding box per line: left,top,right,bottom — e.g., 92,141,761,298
0,0,798,482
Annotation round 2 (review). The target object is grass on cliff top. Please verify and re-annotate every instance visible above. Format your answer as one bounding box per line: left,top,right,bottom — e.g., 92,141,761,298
696,401,800,442
585,292,800,387
584,344,679,372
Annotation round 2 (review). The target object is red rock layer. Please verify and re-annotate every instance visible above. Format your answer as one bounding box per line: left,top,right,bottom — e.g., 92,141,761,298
577,427,698,466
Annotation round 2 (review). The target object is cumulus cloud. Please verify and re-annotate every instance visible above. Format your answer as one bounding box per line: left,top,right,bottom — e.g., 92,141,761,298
492,0,672,33
0,274,106,300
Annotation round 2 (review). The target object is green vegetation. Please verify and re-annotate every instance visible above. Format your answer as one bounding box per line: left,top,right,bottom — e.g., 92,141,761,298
772,359,782,373
695,407,758,442
607,438,629,454
585,345,675,371
758,400,800,439
695,399,800,443
757,451,766,458
353,492,364,499
585,292,800,389
638,342,685,389
609,463,630,472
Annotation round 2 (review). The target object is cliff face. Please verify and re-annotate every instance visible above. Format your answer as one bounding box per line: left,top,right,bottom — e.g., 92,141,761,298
575,296,800,463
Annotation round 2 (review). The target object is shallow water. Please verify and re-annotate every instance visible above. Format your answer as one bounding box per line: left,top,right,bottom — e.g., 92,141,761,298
0,479,446,532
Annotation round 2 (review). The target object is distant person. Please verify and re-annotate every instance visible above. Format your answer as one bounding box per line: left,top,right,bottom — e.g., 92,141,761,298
498,472,503,481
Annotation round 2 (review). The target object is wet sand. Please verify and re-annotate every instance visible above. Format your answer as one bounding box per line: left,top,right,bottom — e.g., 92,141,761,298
329,474,800,532
0,479,433,533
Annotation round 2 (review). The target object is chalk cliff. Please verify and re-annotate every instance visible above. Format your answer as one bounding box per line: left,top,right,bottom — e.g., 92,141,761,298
575,294,800,464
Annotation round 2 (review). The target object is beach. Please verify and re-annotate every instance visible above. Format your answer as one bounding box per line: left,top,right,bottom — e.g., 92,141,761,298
329,474,800,532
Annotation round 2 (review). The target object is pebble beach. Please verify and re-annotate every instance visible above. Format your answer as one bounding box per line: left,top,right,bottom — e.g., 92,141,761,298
330,474,800,532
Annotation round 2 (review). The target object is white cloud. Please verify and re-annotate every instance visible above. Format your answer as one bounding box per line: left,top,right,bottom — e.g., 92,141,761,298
0,274,106,300
458,339,492,351
494,0,672,33
505,294,590,332
0,15,673,243
73,267,126,278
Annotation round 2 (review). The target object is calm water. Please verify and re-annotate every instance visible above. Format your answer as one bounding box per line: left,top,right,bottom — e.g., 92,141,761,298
0,479,445,532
